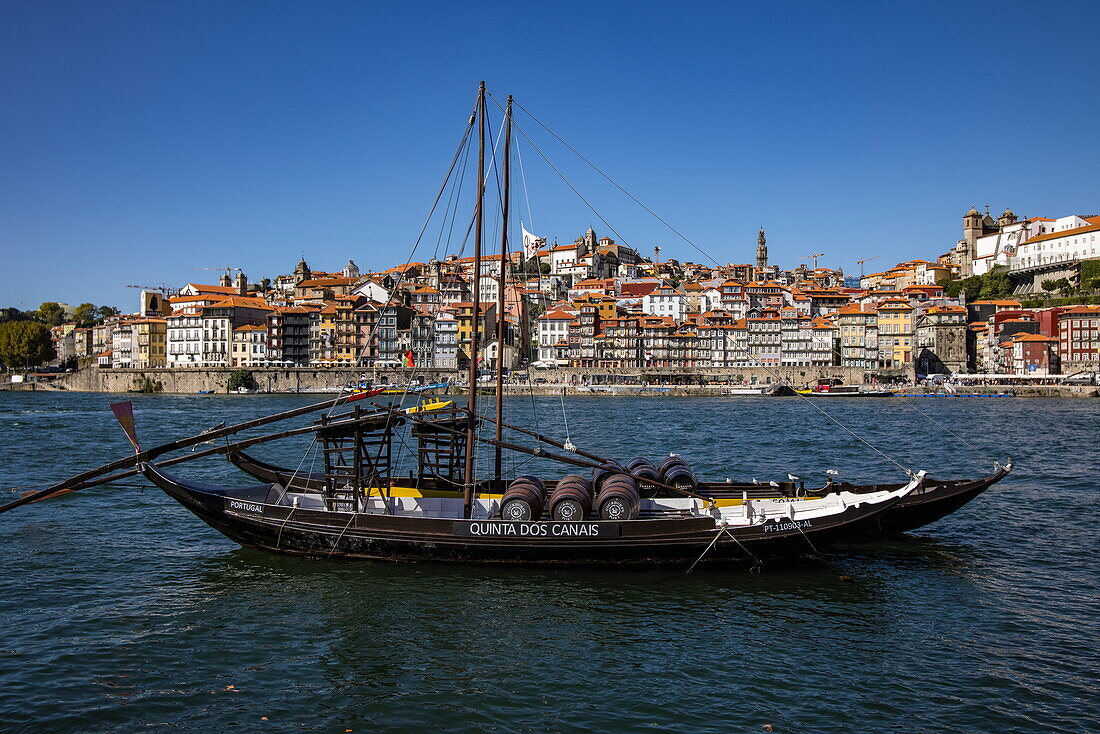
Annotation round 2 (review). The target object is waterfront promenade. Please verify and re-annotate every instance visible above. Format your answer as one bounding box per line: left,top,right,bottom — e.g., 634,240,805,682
9,365,1097,398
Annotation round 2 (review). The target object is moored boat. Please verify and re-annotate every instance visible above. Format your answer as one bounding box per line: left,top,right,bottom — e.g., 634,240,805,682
223,447,1010,539
137,461,922,565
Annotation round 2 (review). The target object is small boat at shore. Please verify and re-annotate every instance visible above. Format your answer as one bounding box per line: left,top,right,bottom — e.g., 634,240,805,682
796,384,895,397
724,384,798,396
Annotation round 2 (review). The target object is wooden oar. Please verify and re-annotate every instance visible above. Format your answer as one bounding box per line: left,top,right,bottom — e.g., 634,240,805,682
0,391,382,515
18,406,398,502
459,408,611,466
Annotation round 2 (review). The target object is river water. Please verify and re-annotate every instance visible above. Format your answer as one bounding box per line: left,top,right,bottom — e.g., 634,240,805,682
0,392,1096,733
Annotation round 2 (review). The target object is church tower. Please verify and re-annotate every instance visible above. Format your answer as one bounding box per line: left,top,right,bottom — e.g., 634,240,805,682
963,208,984,247
756,229,768,269
294,258,311,284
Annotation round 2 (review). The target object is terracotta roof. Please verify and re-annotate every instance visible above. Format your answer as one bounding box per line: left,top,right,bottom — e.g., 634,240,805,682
202,297,273,310
538,310,577,321
1058,305,1100,315
185,283,238,295
297,276,359,288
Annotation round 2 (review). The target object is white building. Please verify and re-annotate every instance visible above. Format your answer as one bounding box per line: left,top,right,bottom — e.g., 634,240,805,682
641,286,690,321
167,307,205,366
1010,215,1100,272
971,214,1100,276
535,310,575,364
110,321,136,368
432,309,459,368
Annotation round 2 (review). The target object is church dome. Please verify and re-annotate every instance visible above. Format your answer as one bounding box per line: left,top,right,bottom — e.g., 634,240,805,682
1001,207,1015,218
966,208,981,217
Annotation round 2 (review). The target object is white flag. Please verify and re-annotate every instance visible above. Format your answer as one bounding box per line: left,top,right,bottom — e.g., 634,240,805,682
521,222,541,260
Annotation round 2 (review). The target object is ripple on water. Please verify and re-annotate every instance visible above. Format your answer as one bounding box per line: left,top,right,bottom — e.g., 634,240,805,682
0,392,1097,733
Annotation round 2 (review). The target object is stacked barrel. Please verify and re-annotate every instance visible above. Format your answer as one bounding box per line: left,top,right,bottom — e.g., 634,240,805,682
548,474,593,521
624,457,661,497
498,455,694,521
500,475,546,521
595,473,641,520
658,455,697,492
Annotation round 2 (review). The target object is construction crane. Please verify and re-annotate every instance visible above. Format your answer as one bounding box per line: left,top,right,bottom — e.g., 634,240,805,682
125,283,176,295
190,266,242,275
856,256,880,277
799,252,825,270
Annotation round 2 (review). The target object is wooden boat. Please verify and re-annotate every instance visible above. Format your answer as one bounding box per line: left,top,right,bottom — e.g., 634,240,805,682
224,448,1010,538
137,460,921,565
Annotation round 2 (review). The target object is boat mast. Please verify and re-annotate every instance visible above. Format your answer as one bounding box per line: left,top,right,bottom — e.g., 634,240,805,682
494,95,512,478
463,82,487,519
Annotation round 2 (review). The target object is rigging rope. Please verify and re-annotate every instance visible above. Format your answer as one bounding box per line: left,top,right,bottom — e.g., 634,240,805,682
509,97,725,268
496,92,920,477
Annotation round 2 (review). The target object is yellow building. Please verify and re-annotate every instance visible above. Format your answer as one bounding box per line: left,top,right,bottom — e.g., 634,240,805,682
454,301,495,359
875,299,914,368
134,318,167,368
572,293,618,320
313,302,339,364
231,323,267,366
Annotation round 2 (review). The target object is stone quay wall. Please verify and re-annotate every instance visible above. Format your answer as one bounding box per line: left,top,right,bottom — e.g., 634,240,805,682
52,364,907,394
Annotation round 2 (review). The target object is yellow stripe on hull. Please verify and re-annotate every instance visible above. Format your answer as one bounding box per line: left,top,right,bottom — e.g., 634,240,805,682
362,487,806,506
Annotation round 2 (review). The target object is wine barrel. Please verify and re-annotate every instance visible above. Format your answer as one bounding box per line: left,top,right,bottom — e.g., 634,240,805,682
500,476,546,521
591,461,625,492
627,459,662,498
596,473,641,521
662,463,697,492
624,457,655,473
548,474,593,521
658,455,689,479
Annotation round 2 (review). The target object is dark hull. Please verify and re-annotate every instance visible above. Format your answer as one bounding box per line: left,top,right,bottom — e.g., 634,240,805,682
141,464,906,567
849,468,1008,537
226,449,1009,539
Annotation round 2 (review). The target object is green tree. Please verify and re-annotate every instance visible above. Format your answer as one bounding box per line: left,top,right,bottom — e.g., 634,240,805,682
228,369,254,392
978,267,1013,300
0,308,32,324
96,305,120,321
539,262,551,275
1052,277,1073,295
1041,280,1057,293
36,301,66,326
73,303,98,326
260,278,272,292
0,321,56,369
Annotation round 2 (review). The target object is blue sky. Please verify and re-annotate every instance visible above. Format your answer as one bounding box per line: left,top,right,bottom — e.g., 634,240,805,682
2,0,1098,309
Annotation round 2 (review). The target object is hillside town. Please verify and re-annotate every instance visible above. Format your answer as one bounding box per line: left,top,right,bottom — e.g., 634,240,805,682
41,208,1100,380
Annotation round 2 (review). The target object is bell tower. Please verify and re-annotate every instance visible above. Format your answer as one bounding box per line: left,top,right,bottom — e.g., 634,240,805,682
756,229,768,270
963,207,984,246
